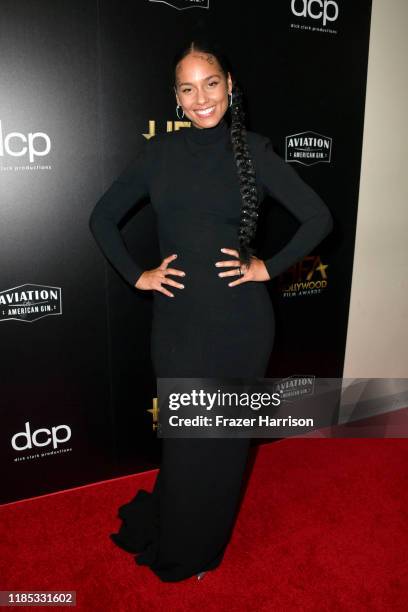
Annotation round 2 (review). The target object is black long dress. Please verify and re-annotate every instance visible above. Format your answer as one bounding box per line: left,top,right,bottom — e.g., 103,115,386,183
89,116,333,582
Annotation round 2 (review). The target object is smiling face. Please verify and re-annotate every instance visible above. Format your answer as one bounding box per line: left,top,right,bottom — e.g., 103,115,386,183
174,51,232,129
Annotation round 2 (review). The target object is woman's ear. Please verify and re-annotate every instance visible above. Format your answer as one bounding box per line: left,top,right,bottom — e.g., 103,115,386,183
227,73,233,94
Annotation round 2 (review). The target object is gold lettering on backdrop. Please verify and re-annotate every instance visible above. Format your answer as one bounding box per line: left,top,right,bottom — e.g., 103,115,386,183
143,120,192,139
169,121,191,132
143,120,156,139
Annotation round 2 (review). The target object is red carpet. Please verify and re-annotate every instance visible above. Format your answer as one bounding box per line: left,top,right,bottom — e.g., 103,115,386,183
1,438,407,611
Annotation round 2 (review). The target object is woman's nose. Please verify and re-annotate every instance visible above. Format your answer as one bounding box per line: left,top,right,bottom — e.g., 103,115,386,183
196,91,208,105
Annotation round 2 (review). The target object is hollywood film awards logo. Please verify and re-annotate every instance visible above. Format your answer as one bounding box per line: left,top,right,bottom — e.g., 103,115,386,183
285,131,332,166
0,284,62,323
148,0,209,10
0,119,52,169
277,255,330,298
290,0,339,34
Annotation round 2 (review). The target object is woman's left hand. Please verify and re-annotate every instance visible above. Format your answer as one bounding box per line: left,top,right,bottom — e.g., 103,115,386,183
215,247,271,286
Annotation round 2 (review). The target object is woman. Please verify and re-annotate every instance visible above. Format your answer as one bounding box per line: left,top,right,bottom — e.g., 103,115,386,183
89,39,334,583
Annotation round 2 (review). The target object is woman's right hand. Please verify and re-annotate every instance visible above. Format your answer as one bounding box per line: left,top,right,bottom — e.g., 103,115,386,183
135,254,186,297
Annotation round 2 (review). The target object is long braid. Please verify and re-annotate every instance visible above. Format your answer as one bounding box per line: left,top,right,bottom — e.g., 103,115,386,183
229,82,260,267
173,39,261,268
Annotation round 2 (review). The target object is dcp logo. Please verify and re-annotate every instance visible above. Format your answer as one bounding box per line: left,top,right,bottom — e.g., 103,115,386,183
11,421,71,451
291,0,339,26
0,120,51,163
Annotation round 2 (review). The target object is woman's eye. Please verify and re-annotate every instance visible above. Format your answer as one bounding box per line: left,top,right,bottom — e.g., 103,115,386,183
181,82,218,93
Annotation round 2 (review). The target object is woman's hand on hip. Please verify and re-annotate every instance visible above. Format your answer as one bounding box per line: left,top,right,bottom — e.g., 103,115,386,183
215,247,271,286
135,254,186,297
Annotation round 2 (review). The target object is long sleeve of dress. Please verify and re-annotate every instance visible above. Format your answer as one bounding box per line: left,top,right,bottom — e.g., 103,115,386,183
88,138,151,288
256,136,334,280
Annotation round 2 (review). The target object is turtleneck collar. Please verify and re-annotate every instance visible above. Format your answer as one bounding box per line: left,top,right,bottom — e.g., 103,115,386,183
184,116,229,145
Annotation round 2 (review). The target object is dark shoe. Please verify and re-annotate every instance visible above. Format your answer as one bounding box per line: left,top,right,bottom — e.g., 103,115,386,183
196,571,207,580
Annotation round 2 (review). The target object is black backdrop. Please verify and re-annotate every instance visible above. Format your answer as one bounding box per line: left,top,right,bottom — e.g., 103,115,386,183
0,0,372,504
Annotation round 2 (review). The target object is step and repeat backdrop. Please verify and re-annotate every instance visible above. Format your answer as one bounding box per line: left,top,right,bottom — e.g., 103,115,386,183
0,0,372,503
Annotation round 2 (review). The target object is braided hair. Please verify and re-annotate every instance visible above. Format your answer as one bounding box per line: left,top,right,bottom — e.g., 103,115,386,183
172,39,261,269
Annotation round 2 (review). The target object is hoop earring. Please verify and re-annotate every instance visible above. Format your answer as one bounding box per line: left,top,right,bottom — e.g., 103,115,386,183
176,104,184,119
228,92,233,107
